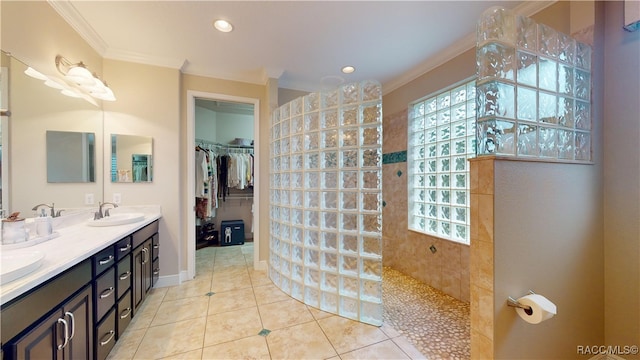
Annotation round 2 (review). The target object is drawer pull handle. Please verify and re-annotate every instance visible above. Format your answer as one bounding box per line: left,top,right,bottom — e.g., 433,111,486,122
99,330,115,346
119,244,132,252
100,286,115,299
119,271,132,280
120,307,132,319
99,255,114,265
153,269,159,275
57,318,69,350
153,244,159,249
65,311,76,341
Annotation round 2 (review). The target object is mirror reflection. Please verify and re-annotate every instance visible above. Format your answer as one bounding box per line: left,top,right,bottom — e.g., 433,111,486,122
111,134,153,183
1,50,104,217
47,130,96,183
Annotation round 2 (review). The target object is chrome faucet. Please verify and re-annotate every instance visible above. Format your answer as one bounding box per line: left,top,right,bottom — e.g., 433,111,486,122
32,203,55,217
95,202,118,220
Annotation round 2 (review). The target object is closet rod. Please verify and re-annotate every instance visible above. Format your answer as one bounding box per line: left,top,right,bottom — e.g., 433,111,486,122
195,138,253,149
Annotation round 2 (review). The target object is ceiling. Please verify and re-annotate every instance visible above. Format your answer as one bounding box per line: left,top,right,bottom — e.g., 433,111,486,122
50,1,552,94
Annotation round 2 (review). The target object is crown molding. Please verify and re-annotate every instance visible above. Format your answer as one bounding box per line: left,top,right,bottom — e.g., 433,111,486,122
382,0,556,95
47,0,108,55
104,48,188,71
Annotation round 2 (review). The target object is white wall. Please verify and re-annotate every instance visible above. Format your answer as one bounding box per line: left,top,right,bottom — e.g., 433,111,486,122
195,106,217,142
602,1,640,355
215,112,254,145
103,59,182,285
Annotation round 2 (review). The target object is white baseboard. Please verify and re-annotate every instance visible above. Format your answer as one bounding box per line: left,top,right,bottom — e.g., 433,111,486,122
153,273,181,288
255,259,268,271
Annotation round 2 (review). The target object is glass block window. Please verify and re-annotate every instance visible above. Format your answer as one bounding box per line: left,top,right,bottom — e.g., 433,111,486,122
408,79,476,244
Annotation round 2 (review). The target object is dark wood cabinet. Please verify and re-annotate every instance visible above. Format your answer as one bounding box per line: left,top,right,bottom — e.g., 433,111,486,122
1,219,159,360
132,238,152,315
10,285,93,360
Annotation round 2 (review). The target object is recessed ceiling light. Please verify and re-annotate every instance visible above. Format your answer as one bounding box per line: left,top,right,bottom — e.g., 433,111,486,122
214,19,233,33
341,66,355,74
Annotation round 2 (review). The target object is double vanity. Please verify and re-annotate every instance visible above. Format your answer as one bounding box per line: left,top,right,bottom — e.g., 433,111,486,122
0,206,161,360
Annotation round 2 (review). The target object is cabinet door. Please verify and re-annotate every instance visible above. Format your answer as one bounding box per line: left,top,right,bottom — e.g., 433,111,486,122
143,240,153,295
132,239,152,315
132,243,145,315
64,286,93,360
10,286,92,360
11,310,62,360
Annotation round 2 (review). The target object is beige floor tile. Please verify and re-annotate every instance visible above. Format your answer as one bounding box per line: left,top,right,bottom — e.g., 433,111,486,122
258,298,314,331
151,296,210,326
267,321,337,360
106,328,146,360
248,268,272,287
340,339,410,360
391,337,428,360
211,264,248,278
208,287,257,315
307,305,334,321
128,298,161,331
133,317,207,359
144,287,168,306
252,283,291,305
318,315,389,354
203,306,263,347
159,348,203,359
163,276,213,301
201,335,270,360
211,272,252,292
380,323,402,338
113,244,469,360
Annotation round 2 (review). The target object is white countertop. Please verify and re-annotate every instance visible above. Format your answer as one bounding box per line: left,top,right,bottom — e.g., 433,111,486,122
0,205,162,306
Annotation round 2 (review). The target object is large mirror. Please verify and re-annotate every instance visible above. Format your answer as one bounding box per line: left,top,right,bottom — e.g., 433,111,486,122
1,51,104,217
111,134,153,183
47,130,96,183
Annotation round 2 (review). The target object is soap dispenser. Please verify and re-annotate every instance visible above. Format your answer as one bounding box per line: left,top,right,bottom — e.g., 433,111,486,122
35,208,53,237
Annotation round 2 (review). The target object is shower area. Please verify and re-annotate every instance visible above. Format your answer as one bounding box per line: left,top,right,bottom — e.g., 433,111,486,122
268,3,594,359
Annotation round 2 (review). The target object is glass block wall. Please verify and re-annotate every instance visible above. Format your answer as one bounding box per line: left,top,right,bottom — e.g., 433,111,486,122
269,80,384,326
407,79,477,244
476,7,592,161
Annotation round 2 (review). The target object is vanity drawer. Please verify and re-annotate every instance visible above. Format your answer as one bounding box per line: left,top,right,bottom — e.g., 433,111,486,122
95,268,115,321
115,236,132,261
116,290,132,339
152,234,159,260
132,220,158,249
116,255,132,300
93,246,115,277
95,309,116,360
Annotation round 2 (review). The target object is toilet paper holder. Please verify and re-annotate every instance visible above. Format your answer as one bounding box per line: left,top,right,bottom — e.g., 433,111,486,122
507,290,535,312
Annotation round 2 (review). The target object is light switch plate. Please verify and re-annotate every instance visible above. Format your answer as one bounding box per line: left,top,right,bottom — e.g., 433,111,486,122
113,193,122,204
85,193,94,205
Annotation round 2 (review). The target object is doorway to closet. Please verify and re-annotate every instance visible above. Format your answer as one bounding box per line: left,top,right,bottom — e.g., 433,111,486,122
186,91,260,281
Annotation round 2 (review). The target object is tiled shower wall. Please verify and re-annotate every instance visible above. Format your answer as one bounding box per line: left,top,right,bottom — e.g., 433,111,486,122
382,109,470,303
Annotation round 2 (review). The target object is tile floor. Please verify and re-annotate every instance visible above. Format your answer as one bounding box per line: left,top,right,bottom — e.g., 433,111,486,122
108,243,469,359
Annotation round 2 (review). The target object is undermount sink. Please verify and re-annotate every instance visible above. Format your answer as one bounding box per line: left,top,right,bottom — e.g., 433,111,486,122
1,250,45,285
87,213,145,227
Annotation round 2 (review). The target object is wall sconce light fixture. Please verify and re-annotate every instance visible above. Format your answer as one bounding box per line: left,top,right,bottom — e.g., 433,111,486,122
54,55,116,102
